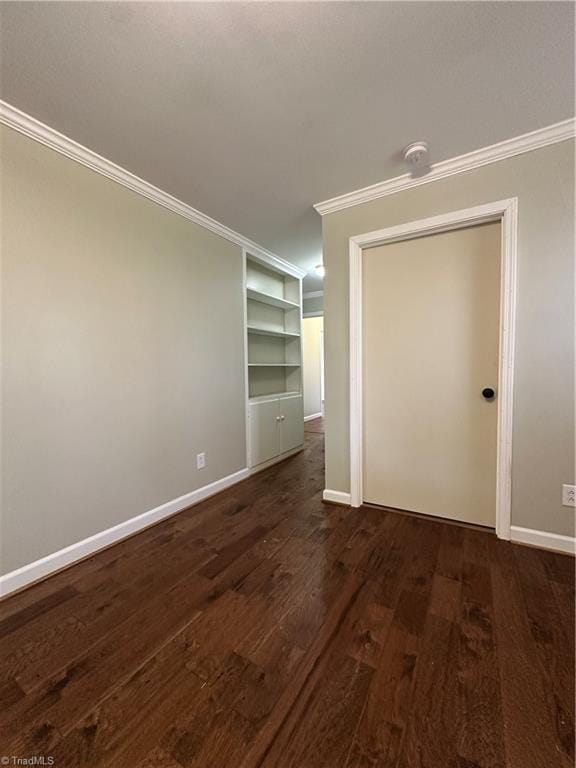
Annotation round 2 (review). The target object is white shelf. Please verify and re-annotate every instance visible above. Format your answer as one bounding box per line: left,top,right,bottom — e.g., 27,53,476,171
248,363,301,368
247,288,300,311
249,391,302,403
247,326,300,339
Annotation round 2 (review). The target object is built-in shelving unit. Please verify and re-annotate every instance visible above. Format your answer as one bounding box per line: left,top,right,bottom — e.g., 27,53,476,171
244,250,306,469
247,326,300,339
246,288,300,311
244,253,304,400
248,391,301,403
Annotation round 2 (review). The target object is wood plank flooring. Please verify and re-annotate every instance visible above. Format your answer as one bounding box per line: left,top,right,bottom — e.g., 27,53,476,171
0,430,573,767
304,417,324,434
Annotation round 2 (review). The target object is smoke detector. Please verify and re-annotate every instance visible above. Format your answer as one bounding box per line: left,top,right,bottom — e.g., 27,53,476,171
403,141,430,169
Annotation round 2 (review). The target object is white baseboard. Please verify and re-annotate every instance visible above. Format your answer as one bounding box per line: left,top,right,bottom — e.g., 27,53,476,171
511,525,575,555
304,413,323,422
0,467,250,598
323,489,352,506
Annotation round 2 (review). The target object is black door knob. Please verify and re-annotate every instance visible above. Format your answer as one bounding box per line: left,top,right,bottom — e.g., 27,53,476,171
482,387,496,400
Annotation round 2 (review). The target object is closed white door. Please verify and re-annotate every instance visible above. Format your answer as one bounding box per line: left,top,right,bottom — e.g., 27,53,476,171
279,395,304,454
249,398,280,466
363,223,501,527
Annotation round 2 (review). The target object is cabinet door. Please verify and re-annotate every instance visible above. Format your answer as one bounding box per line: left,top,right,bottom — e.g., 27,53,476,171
249,399,280,467
279,395,304,454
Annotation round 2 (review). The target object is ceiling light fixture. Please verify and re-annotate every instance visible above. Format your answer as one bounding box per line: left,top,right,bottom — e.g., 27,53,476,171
315,264,326,278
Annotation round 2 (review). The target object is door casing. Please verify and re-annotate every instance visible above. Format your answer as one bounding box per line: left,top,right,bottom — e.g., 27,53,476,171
349,199,518,540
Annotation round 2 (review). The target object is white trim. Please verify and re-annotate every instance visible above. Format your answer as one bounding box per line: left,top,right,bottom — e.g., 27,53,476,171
303,311,324,318
315,118,575,215
304,412,323,422
0,468,250,598
245,249,305,280
0,100,305,280
323,489,352,505
349,228,363,512
242,251,251,467
349,199,518,542
511,526,575,555
303,290,324,299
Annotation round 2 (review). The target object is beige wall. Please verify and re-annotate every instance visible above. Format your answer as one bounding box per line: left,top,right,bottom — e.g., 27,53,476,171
302,316,324,419
323,139,575,537
0,125,247,574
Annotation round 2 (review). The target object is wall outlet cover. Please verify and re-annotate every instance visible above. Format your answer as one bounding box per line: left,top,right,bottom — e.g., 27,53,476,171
196,452,206,470
562,484,575,507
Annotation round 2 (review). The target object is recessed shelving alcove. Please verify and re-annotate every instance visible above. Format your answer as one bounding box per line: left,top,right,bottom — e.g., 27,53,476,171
244,251,305,467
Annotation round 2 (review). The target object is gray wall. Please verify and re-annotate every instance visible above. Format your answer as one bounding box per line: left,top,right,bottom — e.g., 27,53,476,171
323,139,575,537
1,125,247,574
303,294,324,316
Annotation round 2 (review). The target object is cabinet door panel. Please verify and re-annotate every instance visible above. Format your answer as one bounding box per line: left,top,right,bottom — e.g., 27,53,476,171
279,396,304,454
249,399,280,467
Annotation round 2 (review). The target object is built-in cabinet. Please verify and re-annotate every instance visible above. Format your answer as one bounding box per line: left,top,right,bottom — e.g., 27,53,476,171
248,393,304,466
244,251,305,469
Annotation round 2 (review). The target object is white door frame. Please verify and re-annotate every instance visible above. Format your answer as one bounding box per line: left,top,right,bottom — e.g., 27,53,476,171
349,198,518,540
320,327,325,415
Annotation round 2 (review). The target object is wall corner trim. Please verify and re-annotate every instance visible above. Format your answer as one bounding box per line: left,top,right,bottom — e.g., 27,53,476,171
322,489,352,505
0,100,306,280
510,525,575,555
314,117,576,215
0,467,250,598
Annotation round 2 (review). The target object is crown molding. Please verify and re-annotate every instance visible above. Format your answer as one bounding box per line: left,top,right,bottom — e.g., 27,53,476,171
0,100,306,280
303,290,324,299
314,117,576,216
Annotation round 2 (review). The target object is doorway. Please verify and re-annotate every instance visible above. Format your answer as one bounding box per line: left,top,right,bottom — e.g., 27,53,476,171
363,223,500,527
349,200,518,538
302,316,324,422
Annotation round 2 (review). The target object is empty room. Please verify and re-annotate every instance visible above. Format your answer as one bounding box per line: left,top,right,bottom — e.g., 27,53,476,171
0,2,574,766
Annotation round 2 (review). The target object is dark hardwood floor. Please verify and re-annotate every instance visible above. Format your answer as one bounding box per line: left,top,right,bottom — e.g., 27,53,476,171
304,416,324,434
0,430,574,767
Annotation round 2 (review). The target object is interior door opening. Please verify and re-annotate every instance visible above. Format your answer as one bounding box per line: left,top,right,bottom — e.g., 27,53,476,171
362,222,501,528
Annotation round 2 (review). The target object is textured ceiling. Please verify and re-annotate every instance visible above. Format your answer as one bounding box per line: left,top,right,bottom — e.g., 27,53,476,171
0,2,574,290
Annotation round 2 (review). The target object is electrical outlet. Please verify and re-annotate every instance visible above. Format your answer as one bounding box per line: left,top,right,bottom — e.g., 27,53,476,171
562,484,575,507
196,452,206,470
